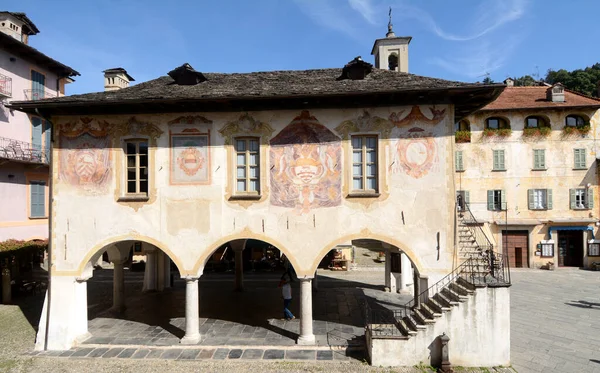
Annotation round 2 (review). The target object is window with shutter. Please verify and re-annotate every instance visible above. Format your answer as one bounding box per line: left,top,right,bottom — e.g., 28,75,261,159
533,149,545,170
493,150,505,170
529,189,548,210
455,151,464,172
30,181,46,218
574,149,586,169
572,188,587,209
488,190,504,210
587,188,594,209
547,189,553,210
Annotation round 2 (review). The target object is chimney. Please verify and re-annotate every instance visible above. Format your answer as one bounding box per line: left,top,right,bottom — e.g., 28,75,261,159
103,68,135,91
547,83,565,102
504,78,514,87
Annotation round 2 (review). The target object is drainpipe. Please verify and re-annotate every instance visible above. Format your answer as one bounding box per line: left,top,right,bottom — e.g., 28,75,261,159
35,108,53,350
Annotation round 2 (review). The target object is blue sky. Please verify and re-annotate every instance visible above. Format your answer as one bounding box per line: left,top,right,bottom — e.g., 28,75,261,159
6,0,600,95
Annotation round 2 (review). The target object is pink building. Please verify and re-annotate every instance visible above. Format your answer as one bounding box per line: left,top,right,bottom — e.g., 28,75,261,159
0,11,78,241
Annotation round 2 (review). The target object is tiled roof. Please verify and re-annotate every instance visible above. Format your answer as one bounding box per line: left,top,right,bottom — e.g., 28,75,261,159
480,86,600,111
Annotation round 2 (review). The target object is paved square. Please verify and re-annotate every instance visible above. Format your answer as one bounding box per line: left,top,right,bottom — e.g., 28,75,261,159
510,268,600,373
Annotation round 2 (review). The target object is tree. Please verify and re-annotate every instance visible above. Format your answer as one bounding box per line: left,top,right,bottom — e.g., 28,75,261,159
512,75,537,86
544,64,600,97
482,76,494,85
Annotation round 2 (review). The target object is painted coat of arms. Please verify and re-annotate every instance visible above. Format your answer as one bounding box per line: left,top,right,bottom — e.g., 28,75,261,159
171,134,210,184
270,111,341,214
59,133,111,193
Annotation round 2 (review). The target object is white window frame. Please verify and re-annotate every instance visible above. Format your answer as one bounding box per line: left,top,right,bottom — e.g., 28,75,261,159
124,139,149,197
531,189,547,210
575,189,586,209
234,137,260,195
351,135,378,193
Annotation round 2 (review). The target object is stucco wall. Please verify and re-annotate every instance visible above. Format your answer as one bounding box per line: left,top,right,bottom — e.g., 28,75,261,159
49,105,457,280
456,108,600,268
369,286,511,367
0,48,59,142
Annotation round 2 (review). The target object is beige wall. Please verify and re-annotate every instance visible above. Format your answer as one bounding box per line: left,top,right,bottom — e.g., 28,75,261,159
456,107,600,268
49,105,458,281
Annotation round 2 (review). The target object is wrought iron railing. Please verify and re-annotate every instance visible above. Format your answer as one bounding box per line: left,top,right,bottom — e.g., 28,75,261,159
364,303,406,337
23,89,56,101
0,73,12,98
458,200,510,285
0,136,49,164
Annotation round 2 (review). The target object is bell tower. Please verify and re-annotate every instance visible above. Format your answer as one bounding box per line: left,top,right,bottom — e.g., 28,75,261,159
371,7,411,73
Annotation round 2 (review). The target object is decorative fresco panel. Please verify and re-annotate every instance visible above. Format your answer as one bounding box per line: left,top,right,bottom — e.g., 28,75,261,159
335,111,394,139
59,132,111,193
170,133,210,184
270,111,342,214
388,106,445,179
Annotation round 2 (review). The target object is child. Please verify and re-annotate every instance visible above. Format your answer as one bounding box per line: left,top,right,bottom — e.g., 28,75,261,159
279,273,295,320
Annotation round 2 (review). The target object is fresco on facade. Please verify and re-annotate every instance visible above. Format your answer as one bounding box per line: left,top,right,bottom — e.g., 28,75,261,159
170,133,210,184
59,131,111,193
389,106,445,179
270,111,341,214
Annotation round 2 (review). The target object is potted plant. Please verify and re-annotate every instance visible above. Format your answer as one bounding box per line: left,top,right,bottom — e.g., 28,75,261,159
497,128,512,137
455,130,471,143
483,128,496,137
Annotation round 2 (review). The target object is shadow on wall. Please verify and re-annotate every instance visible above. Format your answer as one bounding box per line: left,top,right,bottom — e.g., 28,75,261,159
565,300,600,309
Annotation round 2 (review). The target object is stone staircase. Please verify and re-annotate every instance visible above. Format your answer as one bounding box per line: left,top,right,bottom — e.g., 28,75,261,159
364,203,511,367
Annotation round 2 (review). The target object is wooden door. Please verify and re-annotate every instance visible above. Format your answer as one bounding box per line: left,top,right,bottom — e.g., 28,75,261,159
502,231,529,268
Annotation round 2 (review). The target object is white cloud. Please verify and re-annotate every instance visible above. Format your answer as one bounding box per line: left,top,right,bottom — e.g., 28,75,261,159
348,0,379,25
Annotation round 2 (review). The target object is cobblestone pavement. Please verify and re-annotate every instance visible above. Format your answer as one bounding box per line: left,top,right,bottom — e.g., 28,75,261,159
510,268,600,373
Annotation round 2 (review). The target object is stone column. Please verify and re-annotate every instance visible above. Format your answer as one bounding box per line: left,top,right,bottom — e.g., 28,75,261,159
230,240,247,292
413,270,421,308
181,276,201,344
384,250,392,292
399,253,413,292
164,256,171,289
297,278,315,345
73,274,92,343
144,248,157,292
111,258,126,313
234,249,243,291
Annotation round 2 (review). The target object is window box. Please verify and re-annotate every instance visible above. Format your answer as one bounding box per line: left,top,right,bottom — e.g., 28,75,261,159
483,128,512,138
563,125,590,136
455,130,471,143
523,127,551,138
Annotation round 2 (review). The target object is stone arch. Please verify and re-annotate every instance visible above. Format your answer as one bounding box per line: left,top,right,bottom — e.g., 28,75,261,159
75,234,185,276
308,231,425,275
191,230,304,276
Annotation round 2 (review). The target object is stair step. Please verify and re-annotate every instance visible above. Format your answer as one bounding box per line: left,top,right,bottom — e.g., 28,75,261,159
426,298,444,314
421,303,442,318
403,316,419,332
413,309,436,325
449,282,469,296
397,318,416,336
434,293,453,308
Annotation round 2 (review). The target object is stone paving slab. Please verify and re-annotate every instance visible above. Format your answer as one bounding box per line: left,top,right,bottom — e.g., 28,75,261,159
28,346,365,363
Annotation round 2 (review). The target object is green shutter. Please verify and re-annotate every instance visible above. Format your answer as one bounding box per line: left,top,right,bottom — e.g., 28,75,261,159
30,182,45,218
574,149,586,169
487,190,494,210
588,188,594,209
570,189,576,209
540,150,545,169
455,151,463,171
528,189,534,209
534,150,545,169
501,190,507,210
547,189,553,210
465,191,470,206
44,120,51,161
493,149,505,170
31,117,42,151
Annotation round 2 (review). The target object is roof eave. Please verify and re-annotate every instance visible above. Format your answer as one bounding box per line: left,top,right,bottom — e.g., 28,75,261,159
7,84,504,119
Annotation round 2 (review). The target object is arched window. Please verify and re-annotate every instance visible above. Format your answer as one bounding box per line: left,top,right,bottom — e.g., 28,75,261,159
525,116,549,128
388,54,398,71
486,117,509,130
455,120,470,132
566,115,586,127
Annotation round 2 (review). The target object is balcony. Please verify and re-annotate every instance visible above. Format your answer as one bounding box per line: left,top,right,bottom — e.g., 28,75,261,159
23,88,57,101
0,73,11,98
0,136,49,165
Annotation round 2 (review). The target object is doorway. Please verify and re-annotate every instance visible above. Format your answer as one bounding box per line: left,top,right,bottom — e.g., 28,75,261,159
502,230,529,268
558,231,584,267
